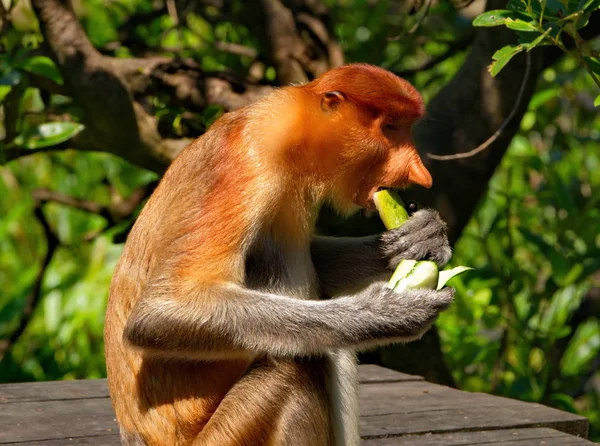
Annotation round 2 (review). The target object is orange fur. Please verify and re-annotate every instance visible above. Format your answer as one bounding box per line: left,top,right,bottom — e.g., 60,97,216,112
105,64,432,445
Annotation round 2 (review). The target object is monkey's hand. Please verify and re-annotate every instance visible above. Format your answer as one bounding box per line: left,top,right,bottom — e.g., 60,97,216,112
380,209,452,270
359,283,455,342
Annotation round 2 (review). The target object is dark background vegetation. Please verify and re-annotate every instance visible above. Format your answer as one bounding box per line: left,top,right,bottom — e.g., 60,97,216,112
1,0,599,440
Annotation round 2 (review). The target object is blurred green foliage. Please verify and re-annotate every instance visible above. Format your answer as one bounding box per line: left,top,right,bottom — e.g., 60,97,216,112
440,57,600,437
0,0,599,440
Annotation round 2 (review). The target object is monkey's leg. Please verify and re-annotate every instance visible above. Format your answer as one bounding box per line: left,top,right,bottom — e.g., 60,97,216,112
193,356,333,446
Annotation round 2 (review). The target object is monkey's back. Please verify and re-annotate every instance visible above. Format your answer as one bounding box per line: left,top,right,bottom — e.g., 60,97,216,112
103,125,260,442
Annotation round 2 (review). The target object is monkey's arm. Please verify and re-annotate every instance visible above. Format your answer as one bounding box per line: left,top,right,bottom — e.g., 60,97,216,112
124,282,454,359
311,210,452,296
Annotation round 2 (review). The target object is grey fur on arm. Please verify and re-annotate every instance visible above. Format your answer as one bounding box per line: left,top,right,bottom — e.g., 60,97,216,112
123,282,454,359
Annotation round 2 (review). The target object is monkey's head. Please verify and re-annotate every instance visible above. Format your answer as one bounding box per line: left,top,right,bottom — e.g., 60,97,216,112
299,64,432,215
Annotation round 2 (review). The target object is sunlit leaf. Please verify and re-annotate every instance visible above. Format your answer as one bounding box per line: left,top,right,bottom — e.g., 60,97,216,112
18,56,63,85
539,285,588,338
560,319,600,376
0,85,11,102
13,122,84,149
489,45,524,77
473,10,514,26
504,19,539,31
529,87,561,109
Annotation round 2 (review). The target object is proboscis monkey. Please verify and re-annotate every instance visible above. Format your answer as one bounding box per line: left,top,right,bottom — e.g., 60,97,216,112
104,63,453,446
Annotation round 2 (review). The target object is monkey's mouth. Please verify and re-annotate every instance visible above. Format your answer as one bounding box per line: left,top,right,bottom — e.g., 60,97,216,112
363,186,392,210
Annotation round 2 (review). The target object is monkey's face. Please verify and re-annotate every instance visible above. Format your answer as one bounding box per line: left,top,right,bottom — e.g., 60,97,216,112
320,96,432,214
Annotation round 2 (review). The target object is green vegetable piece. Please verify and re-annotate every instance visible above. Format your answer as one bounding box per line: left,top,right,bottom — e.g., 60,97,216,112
374,188,473,291
436,266,474,290
373,189,409,230
387,259,418,290
393,261,439,292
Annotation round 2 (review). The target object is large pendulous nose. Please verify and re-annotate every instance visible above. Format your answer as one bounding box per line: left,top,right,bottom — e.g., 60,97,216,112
408,160,433,189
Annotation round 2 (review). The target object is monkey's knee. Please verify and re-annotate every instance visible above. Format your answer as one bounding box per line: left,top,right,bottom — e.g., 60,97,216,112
119,426,147,446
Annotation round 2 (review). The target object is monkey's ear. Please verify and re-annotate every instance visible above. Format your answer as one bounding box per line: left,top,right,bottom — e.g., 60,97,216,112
321,91,346,112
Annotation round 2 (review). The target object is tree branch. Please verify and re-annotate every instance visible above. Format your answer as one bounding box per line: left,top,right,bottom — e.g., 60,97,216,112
236,0,343,85
31,180,158,227
427,51,532,160
30,0,178,172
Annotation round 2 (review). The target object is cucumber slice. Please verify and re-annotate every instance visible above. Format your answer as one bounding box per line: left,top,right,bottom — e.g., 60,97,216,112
374,188,473,291
373,189,409,230
386,259,418,290
392,261,439,292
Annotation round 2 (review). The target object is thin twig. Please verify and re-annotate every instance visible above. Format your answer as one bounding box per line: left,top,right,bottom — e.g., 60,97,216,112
395,33,473,77
166,0,179,26
214,41,259,59
427,52,532,161
388,0,434,41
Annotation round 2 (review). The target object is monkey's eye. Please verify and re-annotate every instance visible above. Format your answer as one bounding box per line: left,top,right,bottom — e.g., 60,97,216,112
384,123,400,131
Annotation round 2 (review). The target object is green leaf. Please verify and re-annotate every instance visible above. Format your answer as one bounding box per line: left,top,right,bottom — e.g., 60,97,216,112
594,94,600,108
516,227,572,286
522,29,551,51
584,57,600,76
528,87,561,109
489,45,524,77
560,319,600,376
437,266,474,290
0,85,11,102
13,122,84,149
493,44,524,61
539,285,587,338
18,56,63,85
578,0,600,11
504,19,539,31
472,10,513,27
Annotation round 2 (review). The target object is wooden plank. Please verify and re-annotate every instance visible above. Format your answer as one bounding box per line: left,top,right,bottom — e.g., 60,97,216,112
358,364,424,384
0,398,118,444
0,365,419,405
0,379,108,404
358,381,589,438
9,435,121,445
0,366,589,444
362,428,594,445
